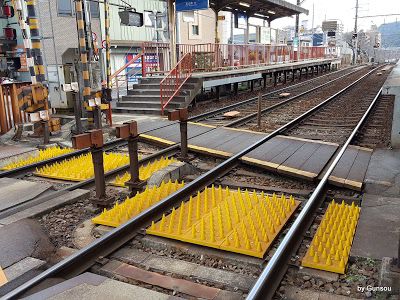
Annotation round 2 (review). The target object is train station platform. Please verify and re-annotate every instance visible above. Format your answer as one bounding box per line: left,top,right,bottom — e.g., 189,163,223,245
114,53,340,115
194,58,341,89
137,119,372,191
384,61,400,148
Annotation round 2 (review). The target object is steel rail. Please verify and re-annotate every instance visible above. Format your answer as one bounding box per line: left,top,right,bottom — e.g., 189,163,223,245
2,66,380,299
0,67,357,179
0,121,182,179
223,67,365,128
246,86,384,300
188,65,359,123
0,138,124,178
0,144,179,219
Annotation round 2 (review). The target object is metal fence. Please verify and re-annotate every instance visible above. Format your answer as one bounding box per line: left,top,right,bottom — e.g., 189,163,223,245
142,42,331,75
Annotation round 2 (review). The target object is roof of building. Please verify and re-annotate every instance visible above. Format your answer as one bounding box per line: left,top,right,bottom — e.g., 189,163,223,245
209,0,309,21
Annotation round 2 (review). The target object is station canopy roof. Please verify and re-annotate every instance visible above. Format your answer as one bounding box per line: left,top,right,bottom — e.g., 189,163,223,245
209,0,309,21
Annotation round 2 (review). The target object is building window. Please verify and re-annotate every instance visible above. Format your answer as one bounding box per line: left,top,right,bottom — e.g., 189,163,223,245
89,1,100,18
57,0,73,16
192,25,199,35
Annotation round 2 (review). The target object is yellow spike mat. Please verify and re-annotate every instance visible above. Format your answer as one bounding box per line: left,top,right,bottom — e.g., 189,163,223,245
301,200,360,274
112,157,178,187
34,152,129,181
0,146,73,170
92,180,185,227
146,185,300,258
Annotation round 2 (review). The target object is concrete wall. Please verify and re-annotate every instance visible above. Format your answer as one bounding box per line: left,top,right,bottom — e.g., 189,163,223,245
100,0,166,43
384,61,400,148
178,9,216,45
38,1,101,66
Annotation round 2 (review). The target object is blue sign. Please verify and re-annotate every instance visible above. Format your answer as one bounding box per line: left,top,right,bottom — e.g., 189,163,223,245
176,0,209,12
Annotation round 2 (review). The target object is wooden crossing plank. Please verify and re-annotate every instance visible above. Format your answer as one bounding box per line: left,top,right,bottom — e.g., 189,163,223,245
300,144,338,177
218,134,262,153
0,266,7,286
344,146,373,191
189,127,239,149
137,119,175,134
277,142,322,179
245,137,291,163
329,146,359,187
269,139,306,167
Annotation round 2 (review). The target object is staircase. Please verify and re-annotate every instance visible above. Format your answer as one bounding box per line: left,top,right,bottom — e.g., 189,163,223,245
113,77,202,115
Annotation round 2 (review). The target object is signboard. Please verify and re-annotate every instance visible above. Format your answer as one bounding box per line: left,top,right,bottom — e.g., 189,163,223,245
235,12,247,29
176,0,209,12
260,27,271,44
312,33,323,46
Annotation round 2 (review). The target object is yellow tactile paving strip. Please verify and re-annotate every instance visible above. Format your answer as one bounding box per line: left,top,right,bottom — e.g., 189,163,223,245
0,146,73,170
112,157,178,187
147,186,300,258
34,152,129,181
301,201,360,274
92,180,185,227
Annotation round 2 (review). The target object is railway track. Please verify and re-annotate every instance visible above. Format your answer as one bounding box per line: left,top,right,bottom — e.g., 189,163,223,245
2,64,392,300
233,67,374,130
286,70,392,145
189,66,365,126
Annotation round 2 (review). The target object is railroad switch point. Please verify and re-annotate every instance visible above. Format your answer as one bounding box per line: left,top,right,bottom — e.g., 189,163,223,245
168,108,189,161
116,121,145,196
72,129,110,206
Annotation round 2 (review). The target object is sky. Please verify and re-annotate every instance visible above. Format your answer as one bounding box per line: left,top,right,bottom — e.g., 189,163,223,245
271,0,400,32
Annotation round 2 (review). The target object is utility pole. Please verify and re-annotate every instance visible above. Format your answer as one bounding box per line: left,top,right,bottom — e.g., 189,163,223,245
295,0,301,61
353,0,359,65
168,0,176,67
311,2,315,35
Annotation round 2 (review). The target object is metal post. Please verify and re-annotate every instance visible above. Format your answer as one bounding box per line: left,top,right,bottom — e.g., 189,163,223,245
283,71,287,84
125,135,145,196
292,70,295,81
353,0,359,65
257,93,262,128
180,120,188,160
168,0,176,66
273,72,277,86
230,12,234,67
295,0,300,61
91,147,106,201
75,0,92,116
74,92,83,133
216,86,220,100
104,0,111,91
250,80,254,92
42,120,49,144
234,83,238,95
93,106,102,129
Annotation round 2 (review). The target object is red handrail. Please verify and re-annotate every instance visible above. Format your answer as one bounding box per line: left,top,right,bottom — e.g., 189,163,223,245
160,53,192,115
101,52,143,87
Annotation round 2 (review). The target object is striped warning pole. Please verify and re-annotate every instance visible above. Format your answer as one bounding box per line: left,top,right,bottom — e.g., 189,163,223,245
104,0,111,89
75,0,91,103
11,0,36,84
26,0,46,83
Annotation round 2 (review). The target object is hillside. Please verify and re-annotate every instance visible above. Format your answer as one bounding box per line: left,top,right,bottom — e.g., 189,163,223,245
379,22,400,48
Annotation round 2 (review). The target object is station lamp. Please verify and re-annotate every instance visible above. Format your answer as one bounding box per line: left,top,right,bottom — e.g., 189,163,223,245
239,2,250,7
